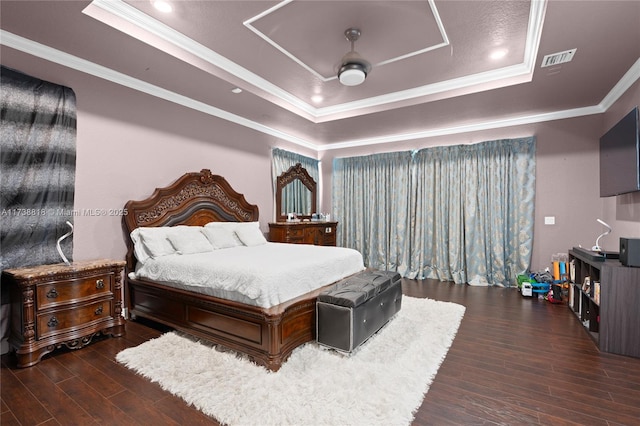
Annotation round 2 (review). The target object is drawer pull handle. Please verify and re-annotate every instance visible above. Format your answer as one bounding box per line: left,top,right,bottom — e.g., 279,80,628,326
96,279,105,289
46,288,59,299
95,305,103,315
47,317,59,328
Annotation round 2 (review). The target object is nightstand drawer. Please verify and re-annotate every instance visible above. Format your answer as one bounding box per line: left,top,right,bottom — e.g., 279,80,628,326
36,299,112,339
36,273,112,310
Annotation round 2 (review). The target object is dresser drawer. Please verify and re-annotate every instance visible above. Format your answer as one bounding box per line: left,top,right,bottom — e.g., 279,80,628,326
36,299,113,339
36,273,112,310
286,228,304,238
322,232,337,246
302,228,318,244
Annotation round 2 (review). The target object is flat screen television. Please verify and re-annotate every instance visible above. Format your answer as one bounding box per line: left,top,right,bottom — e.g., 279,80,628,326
599,106,640,197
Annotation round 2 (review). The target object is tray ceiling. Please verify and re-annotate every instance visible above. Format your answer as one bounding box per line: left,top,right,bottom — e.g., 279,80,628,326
1,0,639,150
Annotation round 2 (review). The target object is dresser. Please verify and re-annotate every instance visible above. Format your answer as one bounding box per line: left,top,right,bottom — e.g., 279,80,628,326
3,259,126,367
268,221,338,246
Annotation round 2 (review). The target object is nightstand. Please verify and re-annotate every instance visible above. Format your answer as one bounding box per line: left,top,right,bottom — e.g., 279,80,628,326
2,259,126,367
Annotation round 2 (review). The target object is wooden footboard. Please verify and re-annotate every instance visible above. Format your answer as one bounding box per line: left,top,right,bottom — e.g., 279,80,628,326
127,277,326,371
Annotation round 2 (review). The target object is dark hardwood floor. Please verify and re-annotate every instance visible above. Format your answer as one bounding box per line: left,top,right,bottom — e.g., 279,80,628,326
3,279,640,425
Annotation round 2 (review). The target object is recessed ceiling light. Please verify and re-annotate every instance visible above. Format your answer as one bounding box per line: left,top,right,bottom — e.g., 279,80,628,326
489,49,508,60
311,95,323,103
152,1,172,13
231,87,243,94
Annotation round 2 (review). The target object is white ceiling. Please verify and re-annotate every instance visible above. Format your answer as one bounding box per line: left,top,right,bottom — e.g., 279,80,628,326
1,0,639,151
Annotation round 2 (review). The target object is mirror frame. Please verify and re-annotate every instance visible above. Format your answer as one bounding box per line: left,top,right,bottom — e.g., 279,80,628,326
275,163,317,222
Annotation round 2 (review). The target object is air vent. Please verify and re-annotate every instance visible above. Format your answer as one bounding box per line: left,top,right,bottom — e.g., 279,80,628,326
541,49,577,67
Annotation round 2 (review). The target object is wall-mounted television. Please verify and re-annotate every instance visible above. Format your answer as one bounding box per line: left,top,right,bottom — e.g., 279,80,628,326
599,106,640,197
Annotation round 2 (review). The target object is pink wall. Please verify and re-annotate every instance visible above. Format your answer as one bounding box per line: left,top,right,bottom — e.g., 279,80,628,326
3,46,639,274
72,77,320,262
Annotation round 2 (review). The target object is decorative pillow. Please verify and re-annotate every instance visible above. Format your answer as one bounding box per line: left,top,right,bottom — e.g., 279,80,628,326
167,226,213,255
130,228,152,264
235,223,267,246
202,226,242,249
137,227,176,258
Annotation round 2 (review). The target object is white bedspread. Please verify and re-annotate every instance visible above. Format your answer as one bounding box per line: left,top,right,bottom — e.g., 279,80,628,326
131,243,365,308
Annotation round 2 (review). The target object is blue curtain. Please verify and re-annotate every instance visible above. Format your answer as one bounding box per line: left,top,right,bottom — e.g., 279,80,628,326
333,137,536,286
271,148,319,182
332,151,412,273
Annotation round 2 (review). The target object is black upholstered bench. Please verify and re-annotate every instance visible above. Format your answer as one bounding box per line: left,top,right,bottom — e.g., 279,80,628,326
316,270,403,352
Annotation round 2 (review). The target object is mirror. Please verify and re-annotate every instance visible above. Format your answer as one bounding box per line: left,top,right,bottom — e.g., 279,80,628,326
275,163,317,222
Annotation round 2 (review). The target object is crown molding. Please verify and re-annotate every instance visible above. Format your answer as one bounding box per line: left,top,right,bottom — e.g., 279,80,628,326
318,56,640,151
2,29,638,153
599,57,640,110
313,62,532,120
84,0,546,123
318,105,605,151
84,0,318,121
0,30,319,151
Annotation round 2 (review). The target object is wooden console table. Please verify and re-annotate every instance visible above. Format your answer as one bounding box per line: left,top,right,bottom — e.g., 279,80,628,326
268,221,338,246
3,259,126,367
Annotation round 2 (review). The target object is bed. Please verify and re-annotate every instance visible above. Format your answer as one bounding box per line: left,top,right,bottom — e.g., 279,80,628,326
121,169,363,371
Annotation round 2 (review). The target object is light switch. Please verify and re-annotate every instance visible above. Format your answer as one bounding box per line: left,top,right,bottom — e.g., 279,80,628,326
544,216,555,225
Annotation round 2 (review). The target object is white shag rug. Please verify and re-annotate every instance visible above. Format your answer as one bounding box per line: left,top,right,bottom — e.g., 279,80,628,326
116,297,465,426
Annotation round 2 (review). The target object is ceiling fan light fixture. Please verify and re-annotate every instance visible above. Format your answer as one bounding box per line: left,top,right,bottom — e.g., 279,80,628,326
339,63,367,86
338,28,370,86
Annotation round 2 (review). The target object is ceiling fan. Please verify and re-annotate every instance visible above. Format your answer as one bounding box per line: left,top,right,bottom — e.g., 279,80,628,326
338,28,371,86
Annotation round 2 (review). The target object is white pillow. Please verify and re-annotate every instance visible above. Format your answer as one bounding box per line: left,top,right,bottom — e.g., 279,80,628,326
204,221,240,230
235,224,267,246
233,221,259,230
130,228,152,264
202,226,242,249
204,221,261,233
167,226,213,254
137,227,176,258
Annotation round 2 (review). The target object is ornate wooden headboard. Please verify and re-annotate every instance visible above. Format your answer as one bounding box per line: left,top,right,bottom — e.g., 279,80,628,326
121,169,259,272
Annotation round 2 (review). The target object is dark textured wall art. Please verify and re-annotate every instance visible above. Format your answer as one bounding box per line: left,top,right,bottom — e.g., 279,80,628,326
1,66,77,270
